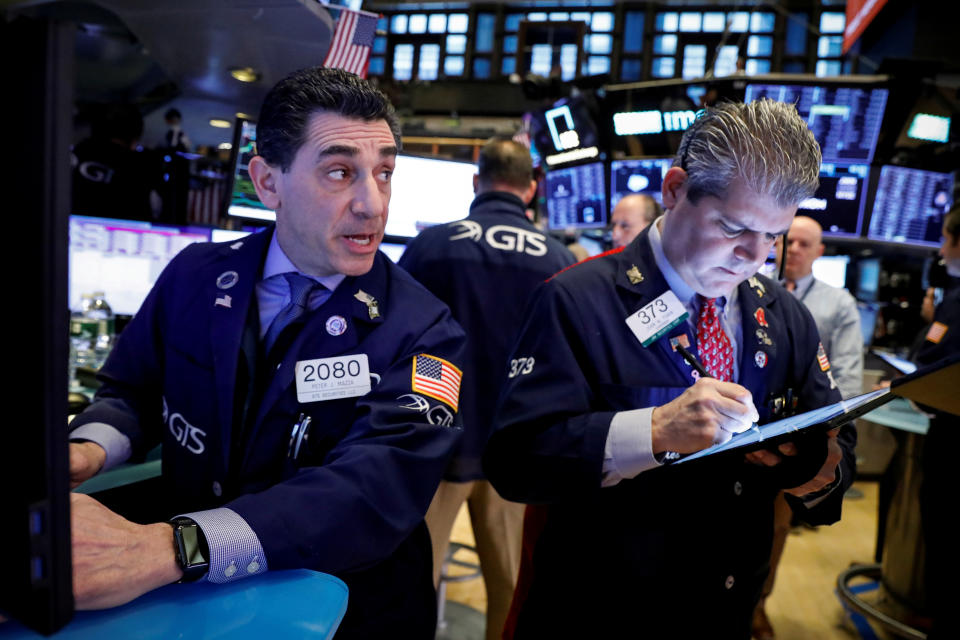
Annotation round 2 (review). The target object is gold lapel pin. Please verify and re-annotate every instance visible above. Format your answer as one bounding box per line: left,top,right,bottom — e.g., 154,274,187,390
354,289,381,320
626,265,644,285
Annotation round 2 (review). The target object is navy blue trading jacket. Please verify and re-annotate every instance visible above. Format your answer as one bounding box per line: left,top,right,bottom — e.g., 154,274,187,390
70,226,465,637
399,191,575,480
484,225,856,638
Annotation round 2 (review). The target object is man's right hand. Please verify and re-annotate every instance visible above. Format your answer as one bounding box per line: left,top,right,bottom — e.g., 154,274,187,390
651,378,759,454
70,442,107,488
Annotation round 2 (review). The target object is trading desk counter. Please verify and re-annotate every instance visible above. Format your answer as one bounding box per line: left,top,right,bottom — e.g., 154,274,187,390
1,569,347,640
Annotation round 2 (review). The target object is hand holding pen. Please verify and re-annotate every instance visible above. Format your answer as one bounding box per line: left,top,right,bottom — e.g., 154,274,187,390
650,344,760,454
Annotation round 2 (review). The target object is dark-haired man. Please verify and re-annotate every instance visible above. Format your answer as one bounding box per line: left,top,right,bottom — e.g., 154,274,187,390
68,67,465,637
485,100,857,638
399,139,574,639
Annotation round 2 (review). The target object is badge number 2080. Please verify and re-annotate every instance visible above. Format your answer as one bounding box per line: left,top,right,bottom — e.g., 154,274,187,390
295,354,371,403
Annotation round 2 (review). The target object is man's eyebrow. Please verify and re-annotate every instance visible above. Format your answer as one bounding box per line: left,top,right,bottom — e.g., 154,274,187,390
318,144,358,158
316,144,399,159
720,213,789,237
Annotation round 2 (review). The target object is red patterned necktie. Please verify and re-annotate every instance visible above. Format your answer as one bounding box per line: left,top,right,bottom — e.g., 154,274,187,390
696,296,733,382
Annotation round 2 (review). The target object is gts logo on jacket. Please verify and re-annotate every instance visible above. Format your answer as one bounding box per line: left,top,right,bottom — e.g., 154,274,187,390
449,220,547,257
162,397,207,454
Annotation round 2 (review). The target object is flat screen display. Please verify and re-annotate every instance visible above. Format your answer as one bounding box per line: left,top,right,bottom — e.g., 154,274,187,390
610,157,673,207
226,119,274,221
69,215,210,316
857,257,881,302
530,95,601,161
867,165,955,248
744,83,888,164
812,255,849,289
544,161,607,230
211,228,253,243
797,162,870,237
379,242,407,263
386,155,476,238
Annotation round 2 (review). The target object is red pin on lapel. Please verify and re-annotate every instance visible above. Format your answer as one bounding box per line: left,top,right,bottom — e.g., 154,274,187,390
754,308,768,328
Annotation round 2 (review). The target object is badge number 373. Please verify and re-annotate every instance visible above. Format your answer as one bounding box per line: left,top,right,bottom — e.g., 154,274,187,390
625,290,688,348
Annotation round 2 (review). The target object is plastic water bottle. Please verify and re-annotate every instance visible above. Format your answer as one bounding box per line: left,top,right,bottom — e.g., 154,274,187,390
69,294,98,386
88,291,115,370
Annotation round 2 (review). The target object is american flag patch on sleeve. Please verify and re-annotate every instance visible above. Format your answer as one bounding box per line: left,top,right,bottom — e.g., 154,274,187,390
412,354,462,411
816,342,831,372
926,321,948,344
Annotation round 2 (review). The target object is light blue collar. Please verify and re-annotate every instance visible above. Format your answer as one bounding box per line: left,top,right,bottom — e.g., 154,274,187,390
262,228,346,292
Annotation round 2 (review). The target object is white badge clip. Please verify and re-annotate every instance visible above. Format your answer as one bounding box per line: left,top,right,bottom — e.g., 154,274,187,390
625,290,689,347
295,354,371,403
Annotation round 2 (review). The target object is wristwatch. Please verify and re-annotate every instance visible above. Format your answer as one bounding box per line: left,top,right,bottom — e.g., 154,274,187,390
169,517,209,582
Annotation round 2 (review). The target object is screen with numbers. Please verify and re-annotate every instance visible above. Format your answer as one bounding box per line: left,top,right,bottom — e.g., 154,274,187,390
796,163,870,237
744,83,888,164
545,161,607,230
867,165,955,248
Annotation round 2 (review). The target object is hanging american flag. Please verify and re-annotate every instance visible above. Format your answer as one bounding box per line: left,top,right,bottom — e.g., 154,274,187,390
323,7,378,78
412,354,462,411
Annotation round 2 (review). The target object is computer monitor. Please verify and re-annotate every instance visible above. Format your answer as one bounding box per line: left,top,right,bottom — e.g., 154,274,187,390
857,257,881,302
3,15,74,633
211,228,254,243
866,165,955,248
529,95,601,167
225,119,275,221
812,255,850,289
544,161,607,230
69,215,211,316
744,82,889,164
385,155,476,238
378,242,407,263
610,157,673,207
797,163,870,237
858,302,880,346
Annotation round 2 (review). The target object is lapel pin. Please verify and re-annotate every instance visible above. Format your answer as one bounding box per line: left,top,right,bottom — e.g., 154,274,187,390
216,270,239,289
755,328,772,345
754,307,768,327
748,276,765,297
325,315,347,336
215,295,232,308
354,289,381,320
669,334,691,353
626,265,644,285
754,350,768,368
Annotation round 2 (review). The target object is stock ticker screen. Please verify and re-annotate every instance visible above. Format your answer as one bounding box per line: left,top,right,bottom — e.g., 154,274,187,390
545,161,607,230
609,157,673,207
797,163,871,237
744,83,889,164
867,166,956,248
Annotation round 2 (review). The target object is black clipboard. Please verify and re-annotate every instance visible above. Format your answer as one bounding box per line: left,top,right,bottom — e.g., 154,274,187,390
870,349,917,375
673,353,959,465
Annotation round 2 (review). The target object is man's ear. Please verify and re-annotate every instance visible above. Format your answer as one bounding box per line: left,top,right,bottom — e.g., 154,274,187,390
661,167,687,210
817,243,825,259
248,156,281,210
472,173,480,195
521,179,538,205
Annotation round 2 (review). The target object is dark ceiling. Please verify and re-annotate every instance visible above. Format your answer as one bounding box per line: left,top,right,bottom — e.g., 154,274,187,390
3,0,336,148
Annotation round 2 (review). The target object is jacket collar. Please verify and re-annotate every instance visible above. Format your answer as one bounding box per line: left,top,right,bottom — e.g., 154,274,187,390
468,191,529,221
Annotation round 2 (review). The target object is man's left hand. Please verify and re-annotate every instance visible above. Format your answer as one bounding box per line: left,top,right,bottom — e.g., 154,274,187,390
744,427,843,496
71,493,183,610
